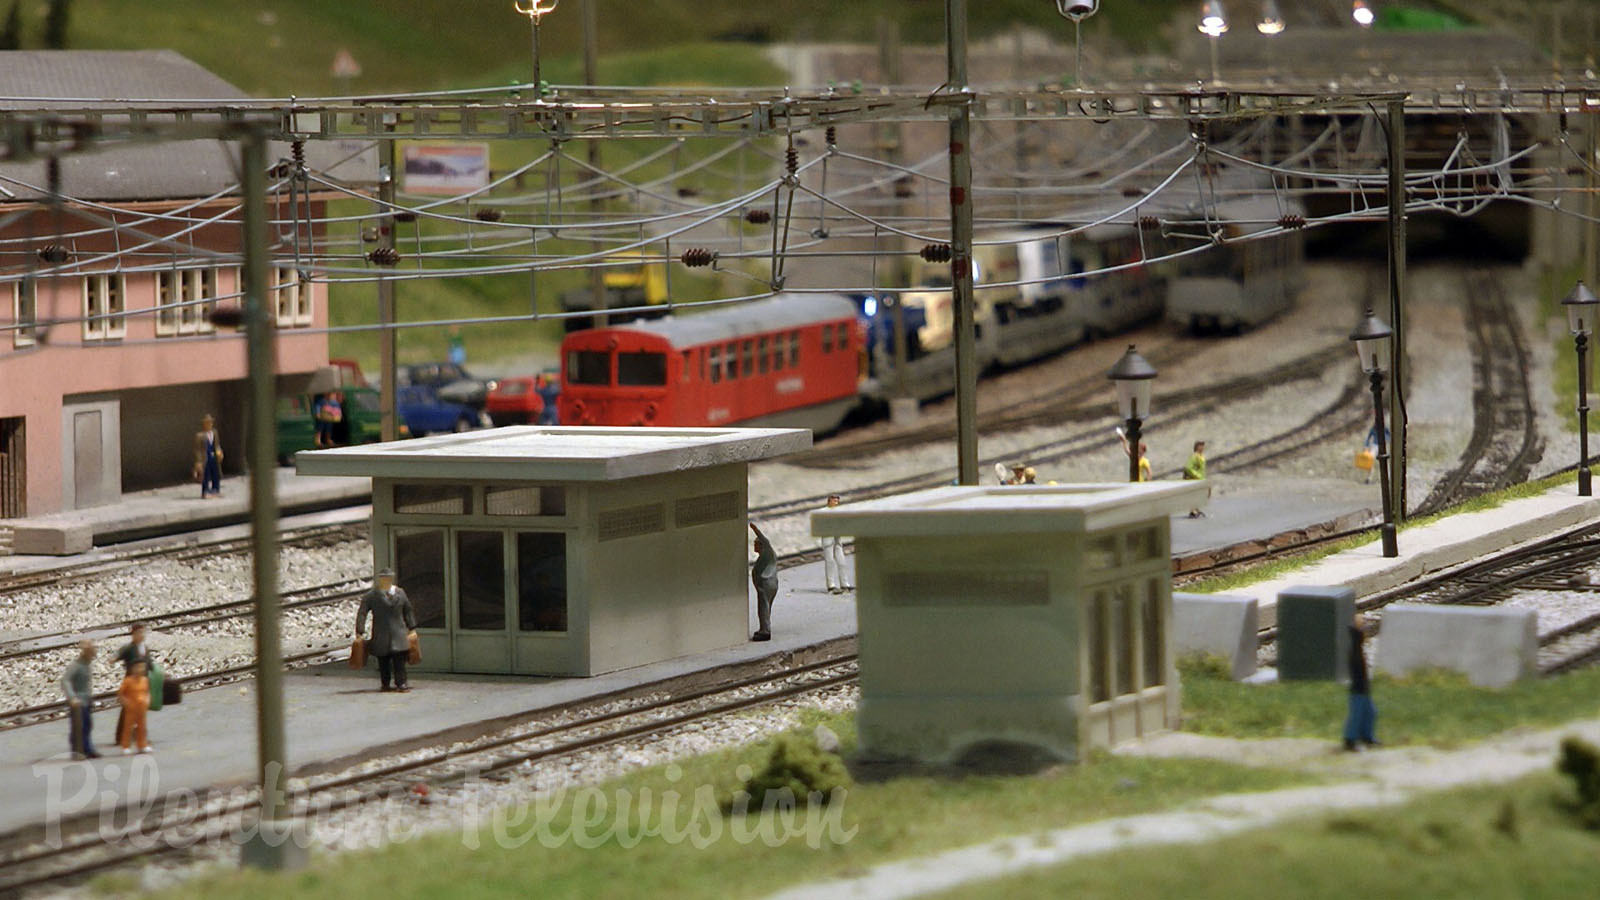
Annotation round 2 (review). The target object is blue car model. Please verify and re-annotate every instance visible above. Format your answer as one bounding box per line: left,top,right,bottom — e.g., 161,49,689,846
398,385,492,435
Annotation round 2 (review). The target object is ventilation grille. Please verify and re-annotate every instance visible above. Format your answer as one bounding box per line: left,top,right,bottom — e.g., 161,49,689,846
885,571,1050,607
597,503,666,541
674,491,740,528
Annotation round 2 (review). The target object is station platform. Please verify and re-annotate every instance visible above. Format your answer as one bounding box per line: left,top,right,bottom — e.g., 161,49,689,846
0,555,853,842
1230,485,1600,627
0,469,370,559
1168,477,1376,564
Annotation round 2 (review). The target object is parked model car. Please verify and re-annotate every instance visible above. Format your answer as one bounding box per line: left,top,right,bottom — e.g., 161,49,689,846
398,385,493,435
398,362,497,409
485,376,545,426
277,387,407,463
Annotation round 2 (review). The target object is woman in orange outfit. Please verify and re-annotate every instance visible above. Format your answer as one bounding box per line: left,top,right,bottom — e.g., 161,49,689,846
118,661,152,754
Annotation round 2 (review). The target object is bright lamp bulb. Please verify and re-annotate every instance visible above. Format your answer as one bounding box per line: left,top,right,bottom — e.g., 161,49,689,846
1198,1,1229,36
1352,1,1375,27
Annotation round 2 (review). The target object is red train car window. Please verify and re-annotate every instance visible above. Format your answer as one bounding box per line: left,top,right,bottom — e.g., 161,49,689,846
709,345,721,383
789,331,800,367
742,340,754,376
725,342,738,379
682,351,692,383
618,351,667,386
772,337,783,371
757,337,769,374
568,350,610,385
822,324,834,353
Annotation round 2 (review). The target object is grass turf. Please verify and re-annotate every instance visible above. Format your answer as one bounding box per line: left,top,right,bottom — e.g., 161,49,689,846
1180,656,1600,748
137,709,1315,900
924,770,1600,900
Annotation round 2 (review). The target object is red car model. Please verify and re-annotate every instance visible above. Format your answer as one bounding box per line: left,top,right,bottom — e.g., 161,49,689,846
485,376,545,426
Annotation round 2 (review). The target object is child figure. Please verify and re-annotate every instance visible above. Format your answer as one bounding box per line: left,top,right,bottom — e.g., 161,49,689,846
118,661,153,754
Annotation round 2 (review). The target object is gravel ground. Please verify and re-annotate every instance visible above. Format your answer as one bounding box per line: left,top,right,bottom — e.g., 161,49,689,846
40,686,861,898
1,542,372,715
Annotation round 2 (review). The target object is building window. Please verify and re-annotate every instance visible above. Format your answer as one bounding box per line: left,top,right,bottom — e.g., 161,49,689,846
393,483,472,515
486,485,565,516
517,531,567,632
272,267,312,327
82,274,126,341
158,268,220,336
394,529,447,629
11,279,35,348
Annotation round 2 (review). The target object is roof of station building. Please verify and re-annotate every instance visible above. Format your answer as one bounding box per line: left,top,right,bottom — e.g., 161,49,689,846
0,50,373,201
294,425,811,481
812,482,1209,537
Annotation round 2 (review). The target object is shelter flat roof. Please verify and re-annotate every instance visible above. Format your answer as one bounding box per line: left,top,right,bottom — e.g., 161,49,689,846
812,483,1208,537
294,426,810,482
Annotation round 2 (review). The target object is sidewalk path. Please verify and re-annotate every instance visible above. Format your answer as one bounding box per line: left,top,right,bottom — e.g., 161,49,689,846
763,719,1600,900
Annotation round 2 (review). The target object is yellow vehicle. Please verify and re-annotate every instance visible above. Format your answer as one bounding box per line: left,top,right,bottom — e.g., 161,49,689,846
559,252,669,332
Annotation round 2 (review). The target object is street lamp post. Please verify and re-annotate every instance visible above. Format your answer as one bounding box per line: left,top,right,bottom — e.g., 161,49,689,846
1109,345,1158,484
514,0,561,90
1198,1,1229,85
1055,0,1099,86
1563,281,1598,496
1351,307,1398,558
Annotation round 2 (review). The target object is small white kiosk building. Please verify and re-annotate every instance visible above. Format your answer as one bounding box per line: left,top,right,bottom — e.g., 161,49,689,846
812,482,1206,764
296,426,809,676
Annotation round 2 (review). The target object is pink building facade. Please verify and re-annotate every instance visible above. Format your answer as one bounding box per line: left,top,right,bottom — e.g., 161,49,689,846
0,51,351,518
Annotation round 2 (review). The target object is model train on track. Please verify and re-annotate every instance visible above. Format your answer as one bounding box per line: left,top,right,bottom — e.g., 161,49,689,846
558,195,1304,433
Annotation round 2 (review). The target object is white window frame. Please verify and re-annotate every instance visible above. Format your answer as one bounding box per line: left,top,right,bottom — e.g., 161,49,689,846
291,268,313,326
82,274,126,342
155,270,179,336
156,268,220,337
11,279,35,348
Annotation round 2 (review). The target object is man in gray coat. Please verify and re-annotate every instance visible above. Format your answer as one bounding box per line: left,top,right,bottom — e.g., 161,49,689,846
61,640,99,759
750,523,778,642
355,568,418,692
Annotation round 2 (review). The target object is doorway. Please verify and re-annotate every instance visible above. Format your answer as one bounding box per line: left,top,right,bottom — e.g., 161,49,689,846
0,417,22,517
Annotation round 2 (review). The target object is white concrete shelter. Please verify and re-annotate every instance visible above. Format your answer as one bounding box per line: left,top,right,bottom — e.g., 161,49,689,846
296,426,809,676
813,482,1206,764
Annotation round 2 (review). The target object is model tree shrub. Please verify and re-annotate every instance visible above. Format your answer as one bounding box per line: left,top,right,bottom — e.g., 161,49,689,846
1557,735,1600,828
733,733,851,811
0,2,21,50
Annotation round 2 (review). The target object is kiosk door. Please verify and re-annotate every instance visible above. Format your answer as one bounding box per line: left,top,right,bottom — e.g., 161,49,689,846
453,529,511,673
392,527,450,671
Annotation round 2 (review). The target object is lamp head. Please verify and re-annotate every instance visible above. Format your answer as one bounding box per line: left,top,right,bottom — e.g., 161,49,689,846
1352,0,1375,28
1108,344,1158,420
1057,0,1099,21
1198,0,1229,36
1256,0,1285,34
1564,281,1599,337
1348,306,1393,374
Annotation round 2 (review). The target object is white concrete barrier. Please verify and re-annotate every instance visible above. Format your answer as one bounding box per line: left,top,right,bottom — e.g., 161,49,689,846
1173,593,1259,680
1376,604,1538,688
11,522,92,555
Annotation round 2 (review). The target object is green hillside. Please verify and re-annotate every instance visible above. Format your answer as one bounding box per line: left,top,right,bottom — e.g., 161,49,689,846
48,1,1189,95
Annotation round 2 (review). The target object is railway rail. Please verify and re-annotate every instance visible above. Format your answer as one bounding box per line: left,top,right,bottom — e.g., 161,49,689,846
1412,269,1542,516
0,652,860,894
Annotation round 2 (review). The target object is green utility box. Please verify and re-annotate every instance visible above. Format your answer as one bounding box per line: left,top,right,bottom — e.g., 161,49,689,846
1276,585,1356,681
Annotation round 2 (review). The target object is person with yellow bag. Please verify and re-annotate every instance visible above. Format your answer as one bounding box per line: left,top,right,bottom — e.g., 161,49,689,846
1358,424,1387,484
355,567,418,693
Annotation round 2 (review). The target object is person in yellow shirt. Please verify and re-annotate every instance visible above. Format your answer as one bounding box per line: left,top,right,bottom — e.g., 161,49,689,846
1119,429,1152,482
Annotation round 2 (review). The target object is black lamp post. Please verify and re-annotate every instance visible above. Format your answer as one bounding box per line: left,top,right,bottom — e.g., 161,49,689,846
1109,345,1158,484
1350,307,1398,558
1563,281,1598,496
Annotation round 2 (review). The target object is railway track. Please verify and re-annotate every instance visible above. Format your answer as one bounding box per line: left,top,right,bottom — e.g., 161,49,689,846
0,652,860,894
1253,523,1600,676
753,341,1351,520
1412,269,1542,516
0,521,368,597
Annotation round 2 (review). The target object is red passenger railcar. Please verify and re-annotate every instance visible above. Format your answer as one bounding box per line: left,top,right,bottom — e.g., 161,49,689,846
557,294,864,432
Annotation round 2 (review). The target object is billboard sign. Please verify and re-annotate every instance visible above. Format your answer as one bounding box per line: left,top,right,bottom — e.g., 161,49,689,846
402,143,490,196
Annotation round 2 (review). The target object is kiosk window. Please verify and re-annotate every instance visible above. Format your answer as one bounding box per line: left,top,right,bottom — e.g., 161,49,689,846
394,484,471,515
456,530,505,630
394,530,447,629
517,532,568,632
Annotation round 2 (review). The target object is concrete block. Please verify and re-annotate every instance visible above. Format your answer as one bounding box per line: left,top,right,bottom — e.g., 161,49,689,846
11,523,93,555
1173,592,1259,680
1276,585,1355,681
1376,604,1538,688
